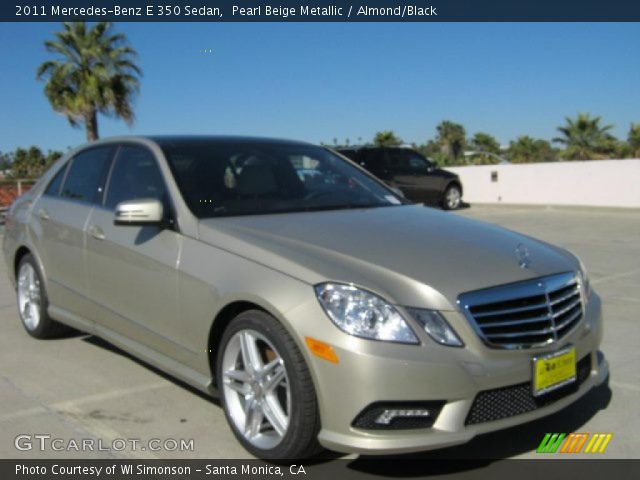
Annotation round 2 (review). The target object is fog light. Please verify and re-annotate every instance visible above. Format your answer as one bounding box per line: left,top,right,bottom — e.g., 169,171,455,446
375,409,431,425
352,401,444,430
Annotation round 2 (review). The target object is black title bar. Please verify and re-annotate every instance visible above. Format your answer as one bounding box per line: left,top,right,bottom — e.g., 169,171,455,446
4,459,640,480
6,0,640,22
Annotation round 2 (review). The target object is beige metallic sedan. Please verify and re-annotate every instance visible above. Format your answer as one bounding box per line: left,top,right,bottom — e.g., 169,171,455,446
2,136,608,459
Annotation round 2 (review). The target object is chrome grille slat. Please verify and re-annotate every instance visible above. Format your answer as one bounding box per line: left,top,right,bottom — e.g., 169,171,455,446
554,308,582,330
551,297,582,318
479,314,552,329
485,326,556,339
472,301,549,318
458,272,584,349
549,288,580,306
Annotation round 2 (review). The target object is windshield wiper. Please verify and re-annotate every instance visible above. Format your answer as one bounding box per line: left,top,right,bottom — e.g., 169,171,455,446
300,204,384,212
203,203,395,218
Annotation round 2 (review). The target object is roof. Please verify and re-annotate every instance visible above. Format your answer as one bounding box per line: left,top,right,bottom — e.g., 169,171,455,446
146,135,313,148
334,145,414,151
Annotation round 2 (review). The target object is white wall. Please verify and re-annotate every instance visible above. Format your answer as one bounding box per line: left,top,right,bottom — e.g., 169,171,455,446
448,159,640,208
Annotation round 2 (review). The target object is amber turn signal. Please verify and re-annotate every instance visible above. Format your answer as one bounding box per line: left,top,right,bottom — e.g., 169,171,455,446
305,337,339,364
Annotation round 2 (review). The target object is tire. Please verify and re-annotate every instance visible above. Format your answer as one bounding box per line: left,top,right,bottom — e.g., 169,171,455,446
442,184,462,210
216,310,322,459
16,254,70,339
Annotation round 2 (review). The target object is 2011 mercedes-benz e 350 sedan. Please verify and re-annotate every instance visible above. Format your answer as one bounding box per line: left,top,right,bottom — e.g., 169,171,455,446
3,136,608,459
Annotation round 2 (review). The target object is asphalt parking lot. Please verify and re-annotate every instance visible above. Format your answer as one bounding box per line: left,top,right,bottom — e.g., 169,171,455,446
0,205,639,460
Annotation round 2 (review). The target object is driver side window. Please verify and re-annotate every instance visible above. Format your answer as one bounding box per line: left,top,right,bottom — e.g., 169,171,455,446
406,152,431,173
104,145,167,210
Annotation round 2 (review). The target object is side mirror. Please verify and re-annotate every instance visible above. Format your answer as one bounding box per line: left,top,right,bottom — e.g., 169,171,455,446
114,198,163,226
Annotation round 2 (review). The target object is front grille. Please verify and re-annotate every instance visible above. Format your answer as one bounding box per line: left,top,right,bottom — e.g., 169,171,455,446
458,272,584,349
465,354,592,425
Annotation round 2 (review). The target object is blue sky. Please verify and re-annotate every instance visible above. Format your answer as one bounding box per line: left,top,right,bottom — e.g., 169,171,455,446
1,22,639,152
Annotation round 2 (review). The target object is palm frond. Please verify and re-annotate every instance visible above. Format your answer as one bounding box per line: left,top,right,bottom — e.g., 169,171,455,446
37,21,142,140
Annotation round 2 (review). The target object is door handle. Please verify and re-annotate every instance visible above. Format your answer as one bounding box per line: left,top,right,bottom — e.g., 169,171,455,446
87,225,106,241
38,209,50,221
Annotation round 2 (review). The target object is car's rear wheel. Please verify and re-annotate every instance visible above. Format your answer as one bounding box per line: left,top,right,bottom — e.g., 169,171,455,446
442,184,462,210
217,310,321,459
16,254,69,338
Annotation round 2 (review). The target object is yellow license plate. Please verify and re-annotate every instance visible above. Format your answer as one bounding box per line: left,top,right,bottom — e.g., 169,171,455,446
533,347,577,396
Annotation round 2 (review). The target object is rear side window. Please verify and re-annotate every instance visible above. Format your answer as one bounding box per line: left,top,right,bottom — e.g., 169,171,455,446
44,163,68,196
363,149,386,174
104,146,167,210
385,149,409,170
61,147,113,203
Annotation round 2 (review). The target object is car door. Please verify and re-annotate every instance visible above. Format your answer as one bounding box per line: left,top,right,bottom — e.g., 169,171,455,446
29,146,114,327
384,148,429,202
84,144,185,362
403,150,444,204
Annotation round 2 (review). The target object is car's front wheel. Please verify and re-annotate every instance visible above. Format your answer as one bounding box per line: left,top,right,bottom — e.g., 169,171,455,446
442,184,462,210
217,310,321,459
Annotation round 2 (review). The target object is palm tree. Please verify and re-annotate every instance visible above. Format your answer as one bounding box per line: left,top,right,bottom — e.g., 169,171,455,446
628,123,640,158
37,22,141,142
373,130,402,147
507,136,556,163
553,113,615,160
468,132,501,164
436,121,466,161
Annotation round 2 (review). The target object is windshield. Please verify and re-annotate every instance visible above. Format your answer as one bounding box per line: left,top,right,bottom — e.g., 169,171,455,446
160,140,407,218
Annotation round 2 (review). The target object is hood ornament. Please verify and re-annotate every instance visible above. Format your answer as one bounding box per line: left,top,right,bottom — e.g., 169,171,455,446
515,243,531,269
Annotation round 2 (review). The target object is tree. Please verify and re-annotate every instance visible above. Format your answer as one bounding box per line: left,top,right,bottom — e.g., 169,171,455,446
470,132,500,154
436,121,466,161
373,130,402,147
629,123,640,158
415,139,448,166
8,146,62,178
46,149,63,165
507,136,557,163
467,132,501,164
0,151,12,171
37,22,141,142
553,113,616,160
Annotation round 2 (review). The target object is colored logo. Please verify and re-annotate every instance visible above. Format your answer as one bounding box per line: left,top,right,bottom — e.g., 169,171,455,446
537,432,613,454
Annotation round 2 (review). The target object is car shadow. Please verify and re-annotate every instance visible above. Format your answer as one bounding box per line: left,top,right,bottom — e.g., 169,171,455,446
423,201,470,211
81,334,611,469
349,379,611,476
79,334,350,462
81,334,219,405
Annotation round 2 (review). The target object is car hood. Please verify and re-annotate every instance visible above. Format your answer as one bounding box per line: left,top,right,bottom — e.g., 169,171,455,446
197,205,577,311
433,167,458,179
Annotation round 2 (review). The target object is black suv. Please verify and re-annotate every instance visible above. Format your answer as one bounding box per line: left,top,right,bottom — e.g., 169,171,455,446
336,146,464,210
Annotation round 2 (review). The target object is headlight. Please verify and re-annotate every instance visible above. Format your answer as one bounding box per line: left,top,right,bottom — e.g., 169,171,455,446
314,283,419,344
406,308,464,347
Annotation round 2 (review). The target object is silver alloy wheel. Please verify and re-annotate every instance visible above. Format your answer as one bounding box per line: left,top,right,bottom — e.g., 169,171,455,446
221,329,291,450
445,186,461,209
17,263,41,331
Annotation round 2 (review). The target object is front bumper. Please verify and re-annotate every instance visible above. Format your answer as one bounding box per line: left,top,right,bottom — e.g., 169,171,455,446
288,291,606,455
